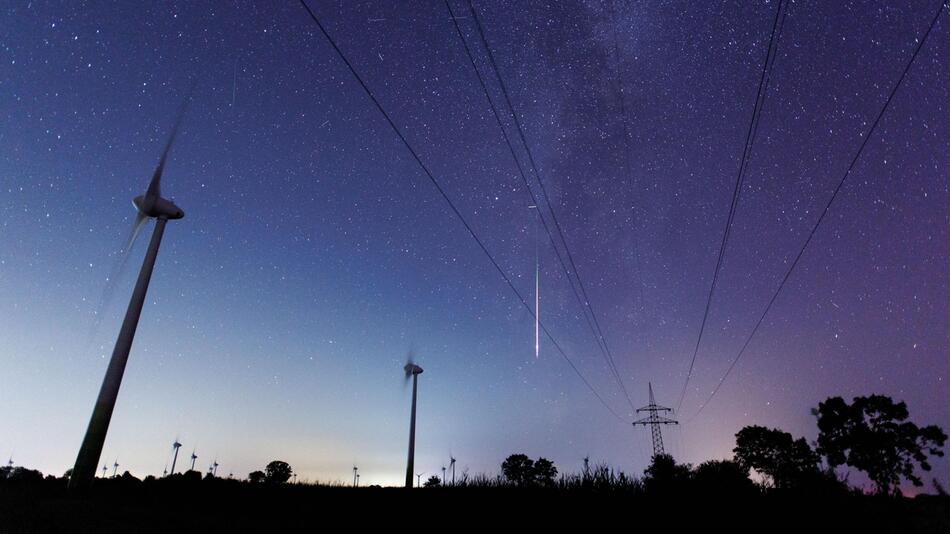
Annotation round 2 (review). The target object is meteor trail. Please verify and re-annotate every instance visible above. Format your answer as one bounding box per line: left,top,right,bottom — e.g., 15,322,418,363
530,204,539,358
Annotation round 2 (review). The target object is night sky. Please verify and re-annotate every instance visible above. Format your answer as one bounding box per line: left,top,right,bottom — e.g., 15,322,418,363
1,1,947,490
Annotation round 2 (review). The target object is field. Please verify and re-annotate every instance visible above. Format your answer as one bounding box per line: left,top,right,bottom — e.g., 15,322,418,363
2,476,949,533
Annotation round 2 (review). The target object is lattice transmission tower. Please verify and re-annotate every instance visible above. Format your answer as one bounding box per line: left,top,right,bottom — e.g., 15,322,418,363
632,382,679,457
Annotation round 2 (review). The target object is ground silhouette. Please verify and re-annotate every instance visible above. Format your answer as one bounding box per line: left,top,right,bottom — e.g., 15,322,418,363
1,394,947,532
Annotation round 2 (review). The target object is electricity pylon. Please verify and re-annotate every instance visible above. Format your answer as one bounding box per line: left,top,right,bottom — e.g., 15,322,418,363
632,382,678,457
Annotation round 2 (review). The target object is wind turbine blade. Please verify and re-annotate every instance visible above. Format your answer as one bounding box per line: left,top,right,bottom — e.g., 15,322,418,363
147,80,197,199
85,212,151,347
403,349,415,386
125,211,149,253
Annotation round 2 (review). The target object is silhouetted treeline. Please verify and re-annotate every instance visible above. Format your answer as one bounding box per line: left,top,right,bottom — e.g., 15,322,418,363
1,394,947,532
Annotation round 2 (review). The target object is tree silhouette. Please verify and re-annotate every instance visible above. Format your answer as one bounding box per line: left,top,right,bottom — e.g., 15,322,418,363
815,395,947,495
264,461,293,484
643,454,692,493
423,475,441,488
733,426,819,489
500,454,559,486
501,454,535,486
533,457,558,486
248,470,266,484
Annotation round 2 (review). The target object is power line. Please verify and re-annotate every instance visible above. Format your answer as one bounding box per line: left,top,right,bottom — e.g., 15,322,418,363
689,0,946,420
464,0,638,412
444,0,636,413
675,0,789,414
296,0,626,422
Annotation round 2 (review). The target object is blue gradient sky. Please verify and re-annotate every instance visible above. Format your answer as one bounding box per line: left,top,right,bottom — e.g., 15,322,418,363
1,1,947,489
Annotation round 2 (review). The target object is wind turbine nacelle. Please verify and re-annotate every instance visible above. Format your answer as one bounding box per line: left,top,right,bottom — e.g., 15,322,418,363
133,195,184,220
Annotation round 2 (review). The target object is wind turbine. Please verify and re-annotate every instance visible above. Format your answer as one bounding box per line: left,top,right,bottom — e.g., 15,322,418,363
169,440,183,476
68,92,191,490
190,449,198,472
449,455,456,486
442,465,446,485
212,459,219,477
415,472,425,488
403,353,424,488
101,464,108,478
112,459,119,478
352,465,358,487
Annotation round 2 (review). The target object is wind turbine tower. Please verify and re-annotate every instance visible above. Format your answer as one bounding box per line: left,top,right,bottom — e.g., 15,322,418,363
190,450,198,472
169,440,182,475
632,382,678,457
68,94,190,490
112,460,119,478
403,357,424,489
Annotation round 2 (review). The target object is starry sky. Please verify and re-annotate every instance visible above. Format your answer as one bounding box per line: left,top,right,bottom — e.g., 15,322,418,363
1,1,947,490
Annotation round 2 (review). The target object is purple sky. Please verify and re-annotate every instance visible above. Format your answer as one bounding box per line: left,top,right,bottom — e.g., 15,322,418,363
0,1,947,490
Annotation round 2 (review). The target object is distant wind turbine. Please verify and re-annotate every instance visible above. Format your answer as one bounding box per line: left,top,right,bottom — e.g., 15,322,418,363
68,90,191,490
449,455,456,486
190,449,198,472
169,439,183,476
403,352,424,489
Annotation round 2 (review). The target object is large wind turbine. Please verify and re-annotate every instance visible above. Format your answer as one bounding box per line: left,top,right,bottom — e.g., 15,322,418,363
68,94,190,490
403,353,424,489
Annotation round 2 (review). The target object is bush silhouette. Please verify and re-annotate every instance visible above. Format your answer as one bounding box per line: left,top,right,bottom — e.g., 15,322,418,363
501,454,559,487
693,460,756,495
643,454,692,494
734,425,819,489
248,470,266,484
264,461,293,484
501,454,535,486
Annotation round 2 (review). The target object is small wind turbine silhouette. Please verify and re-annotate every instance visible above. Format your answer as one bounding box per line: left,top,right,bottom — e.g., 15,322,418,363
68,91,191,490
169,439,182,476
442,465,446,485
352,465,358,487
449,455,456,486
212,459,219,477
190,449,198,472
101,464,108,478
112,459,119,478
403,352,424,489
